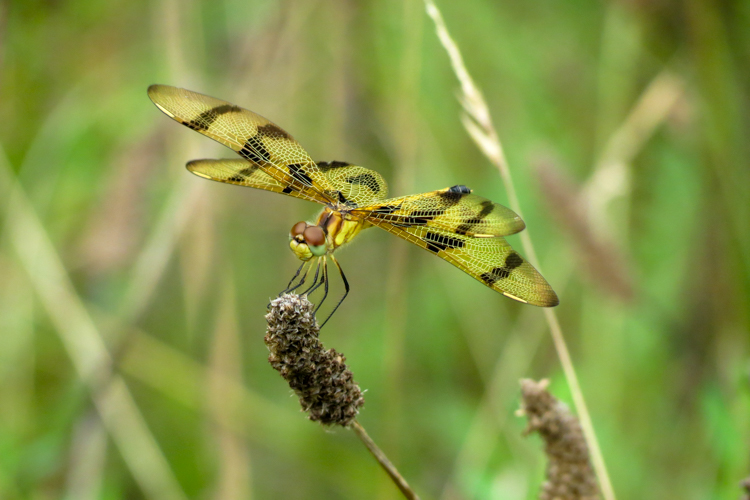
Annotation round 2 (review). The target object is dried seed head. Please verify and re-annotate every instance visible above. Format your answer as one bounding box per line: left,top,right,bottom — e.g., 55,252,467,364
519,379,600,500
265,294,364,426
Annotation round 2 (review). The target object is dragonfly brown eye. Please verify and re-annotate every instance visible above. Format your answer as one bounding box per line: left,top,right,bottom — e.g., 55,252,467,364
290,221,307,238
303,226,326,247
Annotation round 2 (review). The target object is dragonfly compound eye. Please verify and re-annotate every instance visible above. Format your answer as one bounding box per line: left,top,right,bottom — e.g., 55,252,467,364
303,226,327,256
290,221,308,239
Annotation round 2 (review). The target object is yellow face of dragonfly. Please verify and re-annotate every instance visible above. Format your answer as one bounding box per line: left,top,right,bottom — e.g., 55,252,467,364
148,85,559,308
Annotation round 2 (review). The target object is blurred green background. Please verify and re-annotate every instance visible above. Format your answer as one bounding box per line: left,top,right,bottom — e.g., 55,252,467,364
1,0,749,498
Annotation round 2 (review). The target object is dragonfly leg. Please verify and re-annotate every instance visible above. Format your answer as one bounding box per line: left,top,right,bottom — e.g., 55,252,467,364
288,260,316,294
280,261,307,295
313,259,330,316
270,261,311,310
318,255,349,329
299,258,322,296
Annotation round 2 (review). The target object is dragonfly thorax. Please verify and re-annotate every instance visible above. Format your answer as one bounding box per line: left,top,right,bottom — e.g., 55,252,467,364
288,209,370,262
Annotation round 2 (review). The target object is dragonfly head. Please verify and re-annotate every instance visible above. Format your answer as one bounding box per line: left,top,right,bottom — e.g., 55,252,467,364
289,221,327,261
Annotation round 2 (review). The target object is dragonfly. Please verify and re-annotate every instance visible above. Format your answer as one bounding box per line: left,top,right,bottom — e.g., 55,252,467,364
148,85,558,326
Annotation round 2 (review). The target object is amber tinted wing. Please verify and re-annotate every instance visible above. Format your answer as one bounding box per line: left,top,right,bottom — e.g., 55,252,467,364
186,159,314,199
355,185,525,237
148,84,336,204
370,220,558,306
316,161,389,207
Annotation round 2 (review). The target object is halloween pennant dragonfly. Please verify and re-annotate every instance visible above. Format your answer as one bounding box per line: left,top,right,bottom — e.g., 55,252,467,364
148,85,558,325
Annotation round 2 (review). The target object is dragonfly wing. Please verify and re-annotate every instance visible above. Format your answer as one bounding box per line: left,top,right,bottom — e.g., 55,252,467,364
355,185,525,237
358,186,557,306
148,84,337,204
186,158,325,201
373,222,557,306
316,161,389,207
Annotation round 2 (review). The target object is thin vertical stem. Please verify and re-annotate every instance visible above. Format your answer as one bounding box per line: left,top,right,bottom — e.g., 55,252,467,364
350,420,421,500
423,2,616,499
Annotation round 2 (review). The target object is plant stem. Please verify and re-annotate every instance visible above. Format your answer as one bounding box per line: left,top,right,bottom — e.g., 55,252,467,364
350,420,421,500
423,2,616,499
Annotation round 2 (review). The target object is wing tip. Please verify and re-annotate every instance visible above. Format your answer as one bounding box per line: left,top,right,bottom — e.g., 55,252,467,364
147,84,178,117
185,160,213,179
542,292,560,307
515,216,527,233
534,290,560,307
503,287,559,307
147,84,167,99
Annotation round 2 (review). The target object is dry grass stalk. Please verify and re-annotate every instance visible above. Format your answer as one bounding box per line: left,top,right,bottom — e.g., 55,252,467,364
0,150,188,500
536,157,634,302
78,133,161,278
350,420,421,500
584,68,685,224
423,2,615,499
518,379,600,500
265,294,420,499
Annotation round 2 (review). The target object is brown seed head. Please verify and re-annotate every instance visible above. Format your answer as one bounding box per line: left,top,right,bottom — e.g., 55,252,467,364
519,379,600,500
265,294,364,426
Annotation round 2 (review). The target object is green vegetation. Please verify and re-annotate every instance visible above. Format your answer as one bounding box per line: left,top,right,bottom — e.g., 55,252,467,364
1,0,748,498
